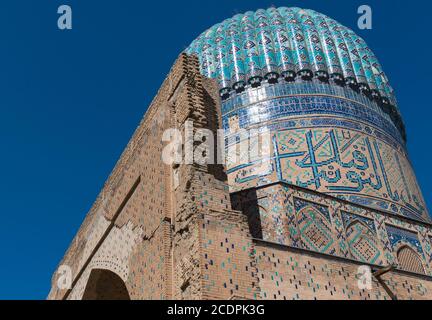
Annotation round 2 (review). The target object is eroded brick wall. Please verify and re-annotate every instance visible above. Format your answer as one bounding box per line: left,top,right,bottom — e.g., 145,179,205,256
48,53,258,300
48,53,199,299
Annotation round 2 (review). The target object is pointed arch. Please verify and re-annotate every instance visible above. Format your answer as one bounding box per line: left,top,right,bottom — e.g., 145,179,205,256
82,269,130,300
345,220,381,264
397,246,425,275
296,205,335,254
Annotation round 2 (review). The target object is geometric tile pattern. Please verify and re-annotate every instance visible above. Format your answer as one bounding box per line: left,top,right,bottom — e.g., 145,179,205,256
218,71,428,224
226,102,428,222
186,8,429,232
342,211,376,233
233,183,431,276
184,5,432,297
49,50,432,301
386,225,424,256
294,198,336,254
344,219,382,264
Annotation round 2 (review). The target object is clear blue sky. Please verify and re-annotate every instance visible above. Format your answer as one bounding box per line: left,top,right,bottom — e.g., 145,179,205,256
0,0,430,299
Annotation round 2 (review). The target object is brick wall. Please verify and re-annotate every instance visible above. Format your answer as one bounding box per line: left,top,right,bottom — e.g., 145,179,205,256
48,53,432,300
255,241,432,300
48,53,259,300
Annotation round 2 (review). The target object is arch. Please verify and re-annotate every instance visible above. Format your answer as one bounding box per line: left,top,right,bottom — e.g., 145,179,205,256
345,220,381,264
397,246,425,275
82,269,130,300
296,205,335,254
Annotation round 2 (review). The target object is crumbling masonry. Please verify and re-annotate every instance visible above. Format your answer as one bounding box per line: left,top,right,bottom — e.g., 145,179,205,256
48,54,432,300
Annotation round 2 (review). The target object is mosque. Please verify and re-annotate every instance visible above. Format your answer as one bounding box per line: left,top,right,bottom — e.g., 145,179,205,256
49,7,432,300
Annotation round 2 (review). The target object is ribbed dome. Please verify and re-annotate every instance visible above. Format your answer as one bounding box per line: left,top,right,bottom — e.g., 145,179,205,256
186,7,405,140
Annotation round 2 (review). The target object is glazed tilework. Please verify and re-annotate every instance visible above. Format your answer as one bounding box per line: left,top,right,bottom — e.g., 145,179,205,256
49,21,432,299
186,7,397,109
187,6,426,223
222,82,402,146
293,198,337,255
340,211,382,264
386,225,424,256
223,84,430,221
232,183,432,276
342,211,376,233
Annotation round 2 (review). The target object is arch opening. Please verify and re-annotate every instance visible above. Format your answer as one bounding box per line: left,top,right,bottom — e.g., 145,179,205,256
397,246,425,275
82,269,130,300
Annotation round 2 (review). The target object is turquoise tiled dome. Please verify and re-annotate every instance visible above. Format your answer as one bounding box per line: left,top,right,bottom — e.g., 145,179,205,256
186,7,405,140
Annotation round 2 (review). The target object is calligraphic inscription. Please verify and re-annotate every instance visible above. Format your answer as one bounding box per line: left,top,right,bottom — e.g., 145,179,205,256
228,127,428,222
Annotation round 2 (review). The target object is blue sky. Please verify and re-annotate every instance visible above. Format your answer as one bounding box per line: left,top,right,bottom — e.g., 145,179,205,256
0,0,430,299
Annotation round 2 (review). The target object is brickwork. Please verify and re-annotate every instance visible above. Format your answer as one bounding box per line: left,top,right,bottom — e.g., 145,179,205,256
199,209,259,300
48,53,432,300
232,184,432,276
255,242,432,300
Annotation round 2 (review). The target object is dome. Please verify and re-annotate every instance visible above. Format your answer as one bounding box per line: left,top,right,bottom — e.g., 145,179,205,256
186,7,405,140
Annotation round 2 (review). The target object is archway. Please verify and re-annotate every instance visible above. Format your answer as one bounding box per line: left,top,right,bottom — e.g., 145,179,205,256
397,246,425,275
82,269,130,300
